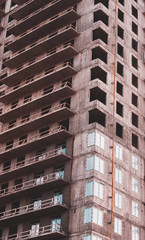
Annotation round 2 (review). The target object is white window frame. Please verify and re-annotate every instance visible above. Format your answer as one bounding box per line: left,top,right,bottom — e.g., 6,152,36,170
84,207,103,226
86,155,104,174
116,145,123,160
83,235,102,240
132,155,138,170
115,192,122,209
85,181,104,200
132,178,139,193
132,201,139,217
87,131,105,150
132,225,139,240
114,217,122,235
115,168,122,184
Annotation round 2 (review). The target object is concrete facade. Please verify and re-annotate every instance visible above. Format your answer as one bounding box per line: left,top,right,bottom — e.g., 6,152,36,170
0,0,144,240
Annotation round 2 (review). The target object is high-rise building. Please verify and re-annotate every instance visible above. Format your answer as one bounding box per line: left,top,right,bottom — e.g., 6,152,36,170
0,0,144,239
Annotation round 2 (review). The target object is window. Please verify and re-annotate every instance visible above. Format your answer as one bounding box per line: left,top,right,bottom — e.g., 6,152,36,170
34,172,44,185
5,140,13,150
8,120,16,129
41,105,51,115
89,109,106,127
116,123,123,139
132,39,138,52
51,217,61,231
118,0,124,6
15,178,23,189
115,192,122,208
132,56,138,69
132,155,138,170
11,101,18,109
132,201,139,217
132,178,139,193
116,81,123,96
93,28,108,44
11,201,20,214
132,22,138,35
83,235,102,240
132,226,139,240
90,87,106,105
43,86,53,95
21,114,30,123
116,102,123,117
94,10,108,26
132,74,138,88
94,0,109,8
9,226,17,238
132,93,138,107
91,66,107,84
24,95,32,103
117,43,123,57
117,25,124,39
118,9,124,22
39,126,49,136
92,47,107,64
54,166,64,179
16,155,25,166
31,222,40,237
115,168,122,184
132,5,138,19
87,131,105,149
19,135,27,145
1,183,8,194
114,217,122,235
86,181,104,199
36,148,46,161
33,197,42,210
86,155,104,174
116,145,123,160
84,207,103,226
132,112,138,128
3,160,11,171
132,133,138,149
54,191,63,204
117,61,124,76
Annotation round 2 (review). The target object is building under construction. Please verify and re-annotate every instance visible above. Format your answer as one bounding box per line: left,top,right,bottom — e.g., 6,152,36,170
0,0,144,239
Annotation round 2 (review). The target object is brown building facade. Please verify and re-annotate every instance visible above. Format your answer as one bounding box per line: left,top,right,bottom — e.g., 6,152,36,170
0,0,144,239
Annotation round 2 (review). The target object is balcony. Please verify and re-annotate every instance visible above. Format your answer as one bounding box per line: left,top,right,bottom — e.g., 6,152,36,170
0,103,74,140
0,62,76,93
0,126,72,161
6,25,79,66
10,0,81,35
4,44,78,83
0,171,68,202
7,8,80,52
0,147,71,181
0,196,67,225
0,82,75,120
1,223,66,239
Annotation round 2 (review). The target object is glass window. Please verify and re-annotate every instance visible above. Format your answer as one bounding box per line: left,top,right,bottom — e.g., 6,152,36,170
51,217,61,232
132,178,139,193
83,236,102,240
115,168,122,184
54,191,63,205
85,181,104,199
84,208,92,223
86,155,104,174
84,207,103,226
132,201,139,217
114,217,122,235
115,192,122,208
116,145,123,160
87,132,95,146
33,197,42,210
87,131,105,149
132,225,139,240
132,155,138,170
31,222,40,237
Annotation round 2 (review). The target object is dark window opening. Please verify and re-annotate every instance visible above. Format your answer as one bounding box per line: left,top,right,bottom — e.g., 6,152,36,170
132,22,138,35
21,114,30,123
19,135,27,145
57,142,66,154
17,155,25,166
1,183,8,194
116,81,123,96
3,161,11,172
118,0,124,5
11,101,18,109
94,10,109,26
132,5,138,19
24,94,32,103
8,16,14,22
62,78,72,87
39,126,49,136
60,98,71,107
93,28,108,44
91,66,107,84
117,25,124,39
13,82,21,90
132,133,138,149
28,58,36,65
118,9,124,22
41,105,51,115
36,148,46,160
132,112,138,127
8,120,16,129
6,31,11,37
8,226,17,239
116,123,123,138
14,178,22,189
116,101,123,117
43,86,53,95
11,202,20,214
0,73,7,80
92,47,107,63
117,43,123,57
90,87,106,105
132,93,138,107
59,119,69,131
117,61,124,76
132,55,138,69
94,0,109,8
89,109,106,127
4,46,9,53
6,140,13,150
11,1,16,7
132,38,138,52
0,206,5,218
132,74,138,88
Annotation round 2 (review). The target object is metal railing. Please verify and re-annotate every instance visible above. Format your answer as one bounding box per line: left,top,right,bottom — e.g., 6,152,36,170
0,171,64,197
0,62,73,96
0,147,65,175
0,196,63,221
1,223,64,240
0,125,67,154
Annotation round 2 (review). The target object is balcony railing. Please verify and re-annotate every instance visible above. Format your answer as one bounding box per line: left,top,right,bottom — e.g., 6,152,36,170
0,171,64,198
1,102,73,133
0,147,67,176
0,62,74,95
0,125,70,155
0,196,66,221
1,223,66,240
